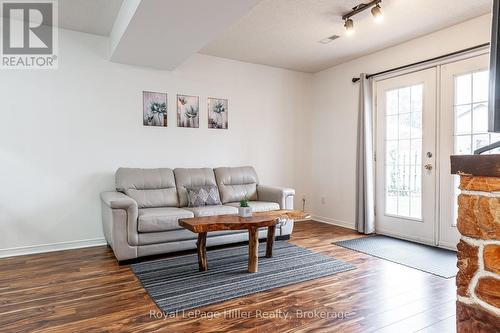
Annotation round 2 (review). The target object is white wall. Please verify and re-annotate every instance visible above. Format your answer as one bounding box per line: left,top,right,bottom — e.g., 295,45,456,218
309,14,492,228
1,14,492,256
0,29,312,256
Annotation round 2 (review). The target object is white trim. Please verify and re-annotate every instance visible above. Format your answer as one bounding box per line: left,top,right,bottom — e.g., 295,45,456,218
436,240,458,251
0,238,107,259
310,215,355,230
376,228,436,247
374,47,489,83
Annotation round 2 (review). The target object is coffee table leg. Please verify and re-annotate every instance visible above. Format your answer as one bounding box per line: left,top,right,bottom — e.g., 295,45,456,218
197,232,208,271
248,227,259,273
266,225,276,258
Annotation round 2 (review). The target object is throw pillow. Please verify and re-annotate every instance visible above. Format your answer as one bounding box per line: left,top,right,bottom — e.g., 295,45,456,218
186,185,222,207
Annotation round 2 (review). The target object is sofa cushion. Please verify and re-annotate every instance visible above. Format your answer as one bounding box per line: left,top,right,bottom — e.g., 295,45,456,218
184,205,238,217
138,229,246,245
226,201,280,212
214,166,259,204
174,168,218,207
116,168,178,208
138,207,194,233
186,185,221,207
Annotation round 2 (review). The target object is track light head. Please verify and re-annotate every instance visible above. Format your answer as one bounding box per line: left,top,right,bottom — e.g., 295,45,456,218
344,18,354,35
371,4,383,23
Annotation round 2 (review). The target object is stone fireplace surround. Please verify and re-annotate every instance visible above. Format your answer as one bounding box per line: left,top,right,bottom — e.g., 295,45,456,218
451,154,500,332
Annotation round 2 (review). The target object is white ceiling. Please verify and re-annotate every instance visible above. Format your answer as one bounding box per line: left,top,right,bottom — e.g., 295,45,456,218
54,0,493,72
58,0,123,36
199,0,493,72
109,0,260,70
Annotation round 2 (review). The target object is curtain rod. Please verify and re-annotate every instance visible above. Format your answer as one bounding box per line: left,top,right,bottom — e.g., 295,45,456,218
351,42,490,83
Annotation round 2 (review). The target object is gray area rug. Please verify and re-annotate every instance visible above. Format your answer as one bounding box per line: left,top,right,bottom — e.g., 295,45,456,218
333,235,457,278
132,241,355,313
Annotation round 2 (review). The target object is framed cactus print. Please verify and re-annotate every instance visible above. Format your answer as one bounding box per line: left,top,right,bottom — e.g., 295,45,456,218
208,97,228,129
143,91,167,127
177,94,199,128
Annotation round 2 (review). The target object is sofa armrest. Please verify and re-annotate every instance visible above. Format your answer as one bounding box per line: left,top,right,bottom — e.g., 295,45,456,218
101,191,138,210
100,191,139,260
257,185,295,210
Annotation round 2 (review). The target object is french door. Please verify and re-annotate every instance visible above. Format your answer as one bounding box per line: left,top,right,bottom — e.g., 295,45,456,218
375,68,437,245
375,53,492,249
439,54,493,248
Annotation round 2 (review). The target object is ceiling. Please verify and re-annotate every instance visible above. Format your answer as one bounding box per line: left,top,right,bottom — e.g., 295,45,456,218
54,0,492,72
109,0,260,70
58,0,123,36
199,0,493,72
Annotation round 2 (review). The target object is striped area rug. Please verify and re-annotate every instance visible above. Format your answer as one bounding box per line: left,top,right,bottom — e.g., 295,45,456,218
132,241,355,314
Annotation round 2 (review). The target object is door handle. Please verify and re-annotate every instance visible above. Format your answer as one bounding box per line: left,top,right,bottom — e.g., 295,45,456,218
424,164,433,171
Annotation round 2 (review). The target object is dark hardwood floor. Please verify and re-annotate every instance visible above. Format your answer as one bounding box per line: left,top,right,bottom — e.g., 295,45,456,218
0,221,457,333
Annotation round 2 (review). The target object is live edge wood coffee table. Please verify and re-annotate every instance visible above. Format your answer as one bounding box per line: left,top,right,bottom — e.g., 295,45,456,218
179,210,308,273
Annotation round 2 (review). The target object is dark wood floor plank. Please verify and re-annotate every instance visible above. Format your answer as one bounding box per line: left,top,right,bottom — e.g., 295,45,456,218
0,221,457,333
416,315,457,333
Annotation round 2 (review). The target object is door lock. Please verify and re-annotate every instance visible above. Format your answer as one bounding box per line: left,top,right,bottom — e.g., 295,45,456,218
426,152,433,158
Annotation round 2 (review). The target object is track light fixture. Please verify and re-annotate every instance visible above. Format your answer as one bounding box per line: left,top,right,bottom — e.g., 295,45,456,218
371,4,383,22
342,0,383,35
344,18,354,35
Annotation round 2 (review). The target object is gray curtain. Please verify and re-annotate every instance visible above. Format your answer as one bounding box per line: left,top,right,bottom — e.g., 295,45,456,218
355,73,375,234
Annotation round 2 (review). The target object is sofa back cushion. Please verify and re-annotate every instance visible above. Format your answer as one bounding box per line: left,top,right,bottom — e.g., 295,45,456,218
214,166,258,204
116,168,178,208
174,168,218,207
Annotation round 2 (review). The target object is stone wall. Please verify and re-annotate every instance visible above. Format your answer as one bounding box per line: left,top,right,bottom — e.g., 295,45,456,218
456,175,500,332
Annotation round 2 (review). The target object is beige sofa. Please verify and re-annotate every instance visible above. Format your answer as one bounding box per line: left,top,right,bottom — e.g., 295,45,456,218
101,166,295,262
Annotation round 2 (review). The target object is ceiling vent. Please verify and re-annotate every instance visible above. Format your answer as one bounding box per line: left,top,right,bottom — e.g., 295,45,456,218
318,35,340,44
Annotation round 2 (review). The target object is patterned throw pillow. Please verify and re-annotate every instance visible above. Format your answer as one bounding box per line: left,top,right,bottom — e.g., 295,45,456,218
186,185,222,207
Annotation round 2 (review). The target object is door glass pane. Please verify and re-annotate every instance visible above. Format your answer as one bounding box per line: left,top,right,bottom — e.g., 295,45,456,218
386,90,399,115
386,165,398,215
472,103,488,133
386,115,398,140
452,69,490,226
410,168,422,219
410,139,422,165
455,105,472,135
473,71,489,103
399,113,411,139
455,74,472,105
473,134,490,151
411,112,422,138
399,87,411,113
455,135,472,155
384,85,423,220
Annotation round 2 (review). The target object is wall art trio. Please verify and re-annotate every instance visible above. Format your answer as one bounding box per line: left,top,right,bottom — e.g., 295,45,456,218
143,91,228,129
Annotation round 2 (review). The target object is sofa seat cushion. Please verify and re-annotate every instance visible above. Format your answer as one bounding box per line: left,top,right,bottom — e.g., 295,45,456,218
138,207,194,233
184,205,238,217
138,229,247,245
226,201,280,212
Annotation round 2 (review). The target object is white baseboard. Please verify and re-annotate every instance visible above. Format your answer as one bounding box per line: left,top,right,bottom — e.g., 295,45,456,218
434,240,458,251
0,238,107,259
309,215,356,230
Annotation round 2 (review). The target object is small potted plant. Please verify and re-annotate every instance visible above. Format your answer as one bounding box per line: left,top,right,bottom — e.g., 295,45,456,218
238,198,252,217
